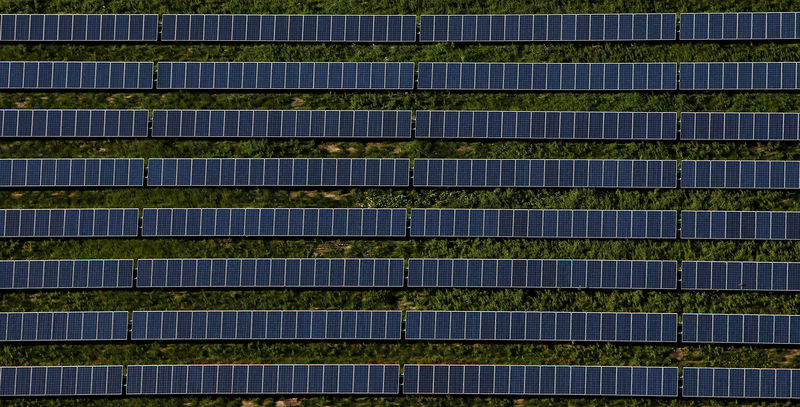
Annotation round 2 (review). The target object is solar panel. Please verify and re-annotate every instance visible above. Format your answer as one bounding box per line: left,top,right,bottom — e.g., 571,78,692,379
409,209,677,239
681,211,800,240
161,15,417,42
680,13,800,41
0,110,149,138
402,364,678,396
681,112,800,141
136,258,404,288
413,159,677,188
125,364,400,395
683,367,800,399
147,158,409,187
415,111,677,140
151,110,412,138
0,14,158,41
416,63,678,90
131,310,402,341
681,160,800,189
420,14,676,42
0,366,123,396
0,62,153,89
0,158,144,188
681,261,800,291
0,311,127,341
679,62,800,90
0,259,134,290
156,62,415,90
140,208,407,237
682,313,800,345
0,208,139,238
407,259,678,289
405,311,677,342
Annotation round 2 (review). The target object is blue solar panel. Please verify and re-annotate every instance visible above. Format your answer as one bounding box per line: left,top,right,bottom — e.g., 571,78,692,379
683,367,800,399
682,313,800,345
681,211,800,240
0,158,144,188
136,258,404,288
0,14,157,41
0,62,153,89
156,62,415,90
681,261,800,291
680,62,800,90
417,63,678,90
0,259,133,290
0,311,127,342
681,160,800,189
680,13,800,41
681,112,800,141
125,364,400,395
409,209,677,239
0,366,123,396
0,110,149,138
415,111,677,140
0,208,139,238
147,158,409,187
151,110,412,138
402,365,678,396
140,208,406,237
420,14,676,42
161,15,417,42
407,259,678,289
413,159,676,188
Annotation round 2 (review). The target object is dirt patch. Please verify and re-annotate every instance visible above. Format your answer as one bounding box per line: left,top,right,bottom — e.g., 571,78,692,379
11,192,23,198
346,146,357,153
321,192,341,200
669,348,686,362
456,145,475,152
392,145,403,154
322,143,341,153
15,99,28,108
290,97,305,107
241,400,259,407
276,398,300,406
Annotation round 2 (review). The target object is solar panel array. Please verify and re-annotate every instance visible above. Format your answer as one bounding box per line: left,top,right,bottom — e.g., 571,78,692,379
0,208,139,238
0,366,123,396
0,158,144,188
417,62,678,90
680,112,800,141
679,62,800,90
125,364,400,395
0,62,153,89
0,259,134,290
155,62,415,90
0,15,158,42
680,13,800,41
403,365,679,396
682,313,800,345
0,110,149,138
136,258,404,288
0,311,128,342
407,259,678,289
681,261,800,291
683,367,800,399
681,160,800,189
681,211,800,240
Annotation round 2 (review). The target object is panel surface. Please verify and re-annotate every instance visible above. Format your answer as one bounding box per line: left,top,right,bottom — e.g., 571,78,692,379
0,259,134,289
0,110,148,138
0,62,153,89
0,312,127,341
681,261,800,291
0,366,123,396
680,13,800,40
0,208,139,238
0,14,158,41
681,211,800,240
0,158,144,187
682,313,800,344
681,112,800,141
683,367,800,398
681,160,800,189
679,62,800,90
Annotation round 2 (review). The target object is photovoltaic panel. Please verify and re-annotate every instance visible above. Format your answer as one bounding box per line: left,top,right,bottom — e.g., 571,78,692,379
680,13,800,41
151,110,412,138
682,313,800,345
402,364,679,396
681,211,800,240
413,159,676,188
156,62,414,90
0,62,153,89
420,14,676,42
0,259,134,290
140,208,407,237
0,15,158,41
409,209,677,239
681,112,800,141
416,62,678,90
681,160,800,189
683,367,800,399
0,110,149,138
407,259,678,289
0,366,123,396
0,158,144,187
131,310,402,341
404,311,677,342
147,158,409,187
415,111,677,140
125,364,400,395
0,311,127,341
161,15,417,42
0,208,139,238
681,261,800,291
136,258,404,288
679,62,800,90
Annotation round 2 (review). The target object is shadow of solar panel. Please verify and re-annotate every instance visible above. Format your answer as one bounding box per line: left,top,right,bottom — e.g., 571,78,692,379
681,112,800,141
679,62,800,90
683,367,800,398
0,62,153,89
125,364,400,395
0,208,139,238
147,158,409,187
0,110,149,138
0,158,144,187
680,13,800,41
0,312,127,342
681,211,800,240
0,366,123,396
402,364,678,396
0,259,134,290
681,160,800,189
0,15,158,41
135,258,404,288
407,259,677,289
682,313,800,345
681,261,800,291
